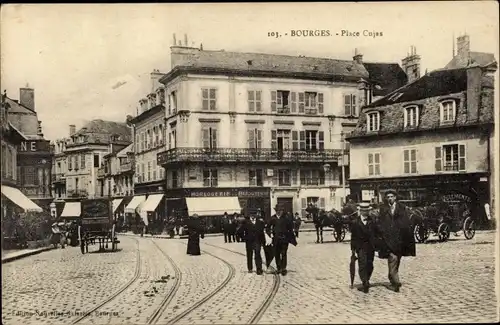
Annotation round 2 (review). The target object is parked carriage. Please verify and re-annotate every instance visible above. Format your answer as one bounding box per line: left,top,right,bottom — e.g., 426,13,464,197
410,201,476,243
78,198,120,254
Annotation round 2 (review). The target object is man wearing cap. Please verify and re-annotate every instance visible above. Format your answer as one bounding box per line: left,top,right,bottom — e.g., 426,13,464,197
377,189,416,292
266,207,297,275
351,202,379,293
241,213,266,275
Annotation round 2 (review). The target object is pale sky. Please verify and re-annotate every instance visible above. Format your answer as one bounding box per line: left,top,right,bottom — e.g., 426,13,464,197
1,2,498,141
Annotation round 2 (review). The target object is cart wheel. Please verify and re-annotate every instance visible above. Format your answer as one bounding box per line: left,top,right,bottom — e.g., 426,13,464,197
111,224,117,251
463,217,476,240
414,223,429,243
437,223,450,242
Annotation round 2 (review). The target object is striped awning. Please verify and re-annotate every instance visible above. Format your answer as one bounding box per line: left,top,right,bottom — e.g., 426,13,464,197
1,185,43,212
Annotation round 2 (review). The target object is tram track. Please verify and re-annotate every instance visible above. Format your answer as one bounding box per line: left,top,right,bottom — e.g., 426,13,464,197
158,242,236,324
71,238,141,324
203,242,281,324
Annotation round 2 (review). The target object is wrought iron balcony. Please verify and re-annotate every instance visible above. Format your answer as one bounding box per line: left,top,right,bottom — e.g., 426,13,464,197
157,147,343,165
67,189,88,198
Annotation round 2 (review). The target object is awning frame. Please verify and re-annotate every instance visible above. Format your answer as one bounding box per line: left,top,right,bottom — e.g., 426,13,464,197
142,194,164,212
60,202,82,218
1,185,43,213
186,197,241,217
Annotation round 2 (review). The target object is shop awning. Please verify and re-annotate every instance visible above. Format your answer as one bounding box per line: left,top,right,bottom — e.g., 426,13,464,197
142,194,164,212
112,198,123,213
1,185,43,212
60,202,81,218
185,197,241,217
125,195,146,214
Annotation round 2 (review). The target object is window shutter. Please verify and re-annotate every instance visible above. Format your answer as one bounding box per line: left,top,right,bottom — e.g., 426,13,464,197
318,93,324,114
299,131,306,150
352,95,357,116
211,128,217,149
301,198,307,217
374,153,380,175
248,90,254,112
271,91,277,112
319,197,326,210
273,169,278,186
271,130,277,150
344,95,351,115
291,92,297,113
435,146,442,172
318,131,325,150
439,104,444,123
247,129,255,148
256,130,262,148
256,91,262,112
298,92,305,113
292,131,299,150
202,128,210,148
404,109,408,127
403,149,409,173
458,144,466,171
411,149,417,173
300,170,306,185
291,170,298,185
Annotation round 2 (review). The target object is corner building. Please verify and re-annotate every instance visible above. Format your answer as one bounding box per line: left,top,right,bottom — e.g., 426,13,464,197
157,38,407,222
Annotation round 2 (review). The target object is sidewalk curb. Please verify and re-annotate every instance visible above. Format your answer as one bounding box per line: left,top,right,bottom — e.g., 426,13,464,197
1,247,55,264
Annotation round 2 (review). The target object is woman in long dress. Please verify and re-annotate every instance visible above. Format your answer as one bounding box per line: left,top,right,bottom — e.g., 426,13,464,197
186,214,204,256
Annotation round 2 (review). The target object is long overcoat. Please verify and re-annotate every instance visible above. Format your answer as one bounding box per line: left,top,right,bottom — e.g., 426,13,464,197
186,217,205,256
376,202,416,258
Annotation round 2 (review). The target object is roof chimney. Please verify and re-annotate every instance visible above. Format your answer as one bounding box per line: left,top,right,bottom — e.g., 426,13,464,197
20,85,35,111
402,46,421,83
353,48,363,64
457,34,470,65
184,34,188,46
173,33,177,46
69,124,76,136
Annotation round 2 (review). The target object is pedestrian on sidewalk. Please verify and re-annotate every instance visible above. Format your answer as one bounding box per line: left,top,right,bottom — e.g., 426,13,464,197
228,214,237,243
241,213,266,275
293,212,302,238
222,213,230,243
266,207,297,276
186,214,205,256
350,202,379,293
376,189,416,292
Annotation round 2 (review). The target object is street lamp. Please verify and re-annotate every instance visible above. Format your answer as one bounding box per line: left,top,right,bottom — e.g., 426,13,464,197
340,131,346,205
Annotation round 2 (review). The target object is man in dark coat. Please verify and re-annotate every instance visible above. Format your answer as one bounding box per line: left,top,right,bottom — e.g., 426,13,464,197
266,208,297,276
186,214,205,256
351,202,379,293
377,189,416,292
293,212,302,238
228,214,237,243
222,212,230,243
241,213,266,275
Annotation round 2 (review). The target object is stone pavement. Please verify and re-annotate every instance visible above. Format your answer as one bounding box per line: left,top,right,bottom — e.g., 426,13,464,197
2,247,54,264
1,231,498,324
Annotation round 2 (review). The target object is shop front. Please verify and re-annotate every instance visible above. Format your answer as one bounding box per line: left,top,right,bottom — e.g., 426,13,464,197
134,181,166,233
349,172,491,227
164,187,272,232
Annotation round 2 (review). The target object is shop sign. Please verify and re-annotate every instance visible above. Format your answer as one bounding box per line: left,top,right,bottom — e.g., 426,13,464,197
185,187,271,198
442,193,472,203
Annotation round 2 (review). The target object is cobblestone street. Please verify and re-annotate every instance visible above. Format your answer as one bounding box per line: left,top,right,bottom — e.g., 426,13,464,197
2,232,498,324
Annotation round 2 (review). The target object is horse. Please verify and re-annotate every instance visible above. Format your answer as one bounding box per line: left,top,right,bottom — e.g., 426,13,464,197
313,210,326,243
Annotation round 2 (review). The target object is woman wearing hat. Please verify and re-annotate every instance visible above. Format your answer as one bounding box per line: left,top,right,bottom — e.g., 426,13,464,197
377,189,416,292
186,214,205,256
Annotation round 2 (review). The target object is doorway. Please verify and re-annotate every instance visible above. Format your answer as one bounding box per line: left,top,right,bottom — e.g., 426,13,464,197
276,197,294,215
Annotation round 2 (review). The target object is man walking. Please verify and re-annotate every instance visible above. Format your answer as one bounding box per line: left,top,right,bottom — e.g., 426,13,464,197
222,213,230,243
266,208,297,276
377,189,416,292
293,212,302,238
241,213,266,275
350,202,378,293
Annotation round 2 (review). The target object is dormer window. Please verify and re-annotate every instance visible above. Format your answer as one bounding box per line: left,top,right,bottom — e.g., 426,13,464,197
404,105,419,127
367,112,380,132
440,100,456,124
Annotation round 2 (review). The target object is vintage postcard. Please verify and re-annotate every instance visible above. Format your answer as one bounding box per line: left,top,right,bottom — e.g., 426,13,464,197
1,2,499,324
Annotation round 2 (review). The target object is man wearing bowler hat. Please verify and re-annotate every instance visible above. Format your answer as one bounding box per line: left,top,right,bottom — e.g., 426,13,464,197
377,189,416,292
350,202,379,293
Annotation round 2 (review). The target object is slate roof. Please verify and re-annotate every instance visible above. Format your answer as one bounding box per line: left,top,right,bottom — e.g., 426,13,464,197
365,68,468,108
161,49,371,83
117,143,134,158
445,52,497,69
72,119,132,144
362,63,408,96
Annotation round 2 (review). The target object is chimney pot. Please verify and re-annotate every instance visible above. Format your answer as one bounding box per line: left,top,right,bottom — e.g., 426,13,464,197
402,46,421,83
69,124,76,136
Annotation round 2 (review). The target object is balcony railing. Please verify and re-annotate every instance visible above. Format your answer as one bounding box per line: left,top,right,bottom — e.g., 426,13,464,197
443,163,459,171
157,147,343,165
51,173,66,183
67,190,88,198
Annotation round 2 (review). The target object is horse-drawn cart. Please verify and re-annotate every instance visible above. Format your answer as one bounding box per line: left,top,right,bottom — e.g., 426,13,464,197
78,198,119,254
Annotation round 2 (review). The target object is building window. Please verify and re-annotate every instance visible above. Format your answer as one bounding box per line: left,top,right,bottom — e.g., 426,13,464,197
152,159,157,180
248,90,262,112
403,148,418,174
368,153,381,176
300,169,325,186
344,94,357,116
435,144,466,172
202,127,217,149
202,88,217,110
203,169,218,187
247,128,262,149
440,100,456,124
140,132,145,152
68,156,73,170
23,167,35,185
135,135,140,153
171,170,179,188
278,169,291,186
367,112,380,132
271,90,290,114
141,163,145,182
153,126,158,147
404,106,419,127
146,130,151,149
80,154,86,169
170,91,178,114
301,197,325,217
249,169,263,186
271,129,291,151
147,161,152,181
304,92,323,114
158,124,164,145
74,156,79,170
94,154,100,168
